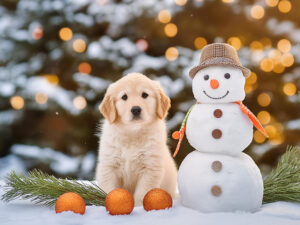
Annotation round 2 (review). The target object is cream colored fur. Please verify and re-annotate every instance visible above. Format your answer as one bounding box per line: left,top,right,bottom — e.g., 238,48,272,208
95,73,177,206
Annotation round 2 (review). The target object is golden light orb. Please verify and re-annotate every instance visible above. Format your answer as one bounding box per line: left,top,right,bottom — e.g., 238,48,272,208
222,0,235,3
158,10,171,24
10,96,25,110
246,72,257,85
265,0,278,7
273,63,285,74
165,47,179,61
73,39,86,53
257,93,271,107
250,41,263,51
257,111,271,125
73,96,87,110
278,0,292,13
227,37,242,50
175,0,187,6
35,93,48,104
194,37,207,49
59,27,73,41
254,130,266,144
164,23,178,37
43,74,59,85
250,5,265,20
244,84,254,94
283,83,297,96
260,58,274,72
277,39,291,53
78,62,92,74
265,125,277,138
281,53,294,67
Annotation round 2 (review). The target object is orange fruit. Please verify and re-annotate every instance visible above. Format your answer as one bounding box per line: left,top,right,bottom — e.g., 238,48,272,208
55,192,86,215
105,188,134,215
143,188,173,211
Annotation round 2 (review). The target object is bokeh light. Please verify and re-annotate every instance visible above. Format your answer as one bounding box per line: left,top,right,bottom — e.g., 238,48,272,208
254,130,266,143
227,37,242,50
260,58,273,72
158,10,171,23
250,41,263,51
257,93,271,107
32,26,43,40
164,23,178,37
278,0,292,13
265,0,278,7
165,47,179,61
283,83,297,96
194,37,207,49
35,93,48,104
281,53,294,67
10,96,25,110
73,39,86,53
59,27,73,41
247,72,257,85
175,0,187,6
257,111,271,125
277,39,291,53
73,96,87,110
250,5,265,20
136,39,149,51
78,62,92,74
222,0,235,3
43,74,59,85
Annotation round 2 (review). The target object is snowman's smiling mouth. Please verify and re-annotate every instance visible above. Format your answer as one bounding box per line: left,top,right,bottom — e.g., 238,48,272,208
203,90,229,100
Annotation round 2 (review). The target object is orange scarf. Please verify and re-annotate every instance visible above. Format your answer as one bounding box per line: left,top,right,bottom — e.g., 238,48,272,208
172,102,268,157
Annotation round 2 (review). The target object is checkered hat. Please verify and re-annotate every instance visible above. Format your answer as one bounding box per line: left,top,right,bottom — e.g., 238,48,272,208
189,43,251,79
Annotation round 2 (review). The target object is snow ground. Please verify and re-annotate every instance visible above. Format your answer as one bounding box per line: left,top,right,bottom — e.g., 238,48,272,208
0,182,300,225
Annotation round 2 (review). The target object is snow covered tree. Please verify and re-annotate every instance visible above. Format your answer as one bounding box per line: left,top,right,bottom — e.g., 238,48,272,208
0,0,299,178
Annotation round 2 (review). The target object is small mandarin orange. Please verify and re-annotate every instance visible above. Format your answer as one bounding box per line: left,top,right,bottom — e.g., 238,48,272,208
143,188,173,211
55,192,86,215
105,188,134,215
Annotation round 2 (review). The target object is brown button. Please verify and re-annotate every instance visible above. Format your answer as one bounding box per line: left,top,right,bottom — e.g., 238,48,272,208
211,185,222,197
213,109,222,118
212,129,222,139
211,161,222,172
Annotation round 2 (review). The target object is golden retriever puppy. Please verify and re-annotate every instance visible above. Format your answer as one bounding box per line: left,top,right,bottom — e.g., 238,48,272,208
95,73,177,206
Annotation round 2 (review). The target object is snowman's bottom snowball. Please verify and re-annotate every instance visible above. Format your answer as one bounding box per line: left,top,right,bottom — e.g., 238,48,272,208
178,151,263,213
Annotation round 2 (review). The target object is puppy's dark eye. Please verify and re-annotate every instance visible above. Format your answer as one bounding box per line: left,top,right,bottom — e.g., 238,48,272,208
224,73,231,79
204,75,209,80
122,94,128,101
142,92,148,99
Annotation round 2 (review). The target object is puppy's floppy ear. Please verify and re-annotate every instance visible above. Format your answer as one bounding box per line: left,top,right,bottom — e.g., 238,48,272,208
156,84,171,119
100,91,117,124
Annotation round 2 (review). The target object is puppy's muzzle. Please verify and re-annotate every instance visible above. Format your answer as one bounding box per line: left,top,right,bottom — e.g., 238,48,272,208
131,106,142,118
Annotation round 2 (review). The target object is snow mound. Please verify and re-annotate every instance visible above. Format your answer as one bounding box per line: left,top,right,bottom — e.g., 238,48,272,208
0,183,299,225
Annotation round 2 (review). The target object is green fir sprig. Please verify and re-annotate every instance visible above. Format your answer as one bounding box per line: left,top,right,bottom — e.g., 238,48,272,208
263,145,300,203
1,169,106,206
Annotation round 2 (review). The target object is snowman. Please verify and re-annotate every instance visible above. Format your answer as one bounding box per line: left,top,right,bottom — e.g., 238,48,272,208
172,43,268,213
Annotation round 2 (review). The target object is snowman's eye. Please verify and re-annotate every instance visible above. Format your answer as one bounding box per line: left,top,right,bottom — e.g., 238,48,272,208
204,75,209,81
224,73,231,79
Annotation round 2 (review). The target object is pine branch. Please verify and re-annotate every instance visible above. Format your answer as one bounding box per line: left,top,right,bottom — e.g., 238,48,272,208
263,145,300,203
1,169,107,206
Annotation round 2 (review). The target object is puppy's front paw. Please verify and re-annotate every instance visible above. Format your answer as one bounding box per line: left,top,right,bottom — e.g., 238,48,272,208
134,193,145,207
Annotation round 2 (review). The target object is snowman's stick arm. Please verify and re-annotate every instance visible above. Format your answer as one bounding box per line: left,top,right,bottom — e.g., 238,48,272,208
172,104,196,158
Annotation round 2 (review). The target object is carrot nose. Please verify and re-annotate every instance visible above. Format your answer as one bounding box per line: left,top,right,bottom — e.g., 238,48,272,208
210,79,219,89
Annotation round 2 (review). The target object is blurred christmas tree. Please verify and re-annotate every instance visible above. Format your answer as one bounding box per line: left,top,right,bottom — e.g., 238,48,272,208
0,0,299,179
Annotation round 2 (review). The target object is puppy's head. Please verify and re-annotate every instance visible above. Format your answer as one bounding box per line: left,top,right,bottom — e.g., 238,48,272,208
100,73,170,126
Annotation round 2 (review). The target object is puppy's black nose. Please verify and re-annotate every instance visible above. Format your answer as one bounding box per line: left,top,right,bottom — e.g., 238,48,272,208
131,106,142,116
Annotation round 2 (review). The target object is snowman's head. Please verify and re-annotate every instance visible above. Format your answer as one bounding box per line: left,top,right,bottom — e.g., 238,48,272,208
192,66,246,103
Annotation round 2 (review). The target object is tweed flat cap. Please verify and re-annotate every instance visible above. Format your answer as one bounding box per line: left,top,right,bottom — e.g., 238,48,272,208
189,43,251,79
